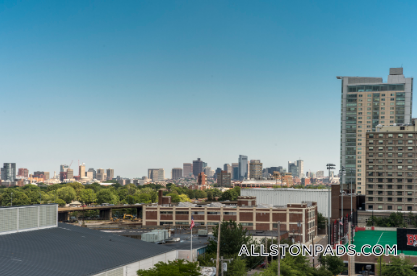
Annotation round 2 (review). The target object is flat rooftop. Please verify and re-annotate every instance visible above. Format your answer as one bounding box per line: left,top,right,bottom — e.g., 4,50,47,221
100,229,212,251
0,223,174,276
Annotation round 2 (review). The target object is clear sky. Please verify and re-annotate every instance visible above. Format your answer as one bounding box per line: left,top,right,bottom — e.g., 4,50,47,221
2,0,417,178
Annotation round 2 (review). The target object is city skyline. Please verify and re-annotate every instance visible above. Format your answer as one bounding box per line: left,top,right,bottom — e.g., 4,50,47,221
3,1,417,177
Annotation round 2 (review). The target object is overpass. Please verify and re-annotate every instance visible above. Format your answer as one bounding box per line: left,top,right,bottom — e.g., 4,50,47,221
58,204,144,221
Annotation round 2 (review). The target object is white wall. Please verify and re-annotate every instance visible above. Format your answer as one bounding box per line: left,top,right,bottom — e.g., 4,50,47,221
242,188,331,217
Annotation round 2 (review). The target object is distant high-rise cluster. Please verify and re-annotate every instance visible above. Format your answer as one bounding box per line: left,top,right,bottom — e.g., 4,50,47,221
288,160,304,178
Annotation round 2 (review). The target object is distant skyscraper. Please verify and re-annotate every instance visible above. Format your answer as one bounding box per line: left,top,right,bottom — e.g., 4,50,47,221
106,169,114,180
232,163,238,180
223,164,232,175
33,171,50,180
217,170,231,187
17,168,29,178
1,163,16,182
238,155,248,180
288,160,303,178
88,168,96,179
96,168,106,181
249,160,262,180
60,165,69,173
148,168,165,181
297,160,304,178
172,168,183,180
183,163,193,178
316,171,324,178
204,167,212,177
198,172,206,185
193,158,204,177
66,169,74,180
338,68,413,194
79,164,86,178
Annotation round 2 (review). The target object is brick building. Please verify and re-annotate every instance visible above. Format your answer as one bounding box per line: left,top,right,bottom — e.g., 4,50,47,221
142,196,318,243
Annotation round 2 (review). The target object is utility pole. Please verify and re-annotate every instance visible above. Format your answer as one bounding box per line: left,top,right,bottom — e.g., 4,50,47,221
216,222,221,276
312,233,315,268
326,163,335,245
212,256,233,276
277,221,280,276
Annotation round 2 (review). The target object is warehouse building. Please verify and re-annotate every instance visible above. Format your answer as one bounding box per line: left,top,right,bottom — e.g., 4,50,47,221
142,196,318,243
241,188,331,217
0,205,176,276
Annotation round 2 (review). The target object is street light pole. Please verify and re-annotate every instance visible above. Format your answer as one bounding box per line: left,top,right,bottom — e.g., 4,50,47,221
340,166,345,242
326,163,335,245
350,168,353,225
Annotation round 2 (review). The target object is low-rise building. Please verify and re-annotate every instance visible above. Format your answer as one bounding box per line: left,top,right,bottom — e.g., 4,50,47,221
142,196,318,243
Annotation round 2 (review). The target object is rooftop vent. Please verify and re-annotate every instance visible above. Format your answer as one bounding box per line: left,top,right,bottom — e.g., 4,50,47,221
389,68,403,75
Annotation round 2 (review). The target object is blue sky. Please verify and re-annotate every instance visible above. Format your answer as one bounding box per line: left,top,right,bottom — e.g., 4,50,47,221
1,0,417,178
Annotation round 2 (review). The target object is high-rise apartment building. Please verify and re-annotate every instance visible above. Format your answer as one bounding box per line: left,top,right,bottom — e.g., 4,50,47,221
316,171,324,178
193,158,204,177
297,160,304,177
79,164,86,178
148,168,165,181
33,171,50,180
106,169,114,180
217,170,231,187
1,163,16,182
88,168,96,179
183,163,193,178
365,121,417,211
224,164,232,175
338,68,413,194
198,172,206,185
203,166,212,177
249,160,263,180
238,155,248,180
96,168,106,181
17,168,29,178
67,169,74,180
60,165,69,173
232,163,238,180
172,168,183,180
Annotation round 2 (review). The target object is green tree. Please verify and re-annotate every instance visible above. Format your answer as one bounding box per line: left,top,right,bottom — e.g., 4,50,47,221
1,189,31,206
380,256,417,276
136,260,201,276
178,194,191,202
220,189,238,201
319,254,344,275
96,189,119,204
79,189,97,204
207,191,213,201
137,193,152,203
225,256,246,276
317,212,326,229
57,186,77,204
167,193,180,203
66,182,85,196
194,190,207,199
207,220,259,269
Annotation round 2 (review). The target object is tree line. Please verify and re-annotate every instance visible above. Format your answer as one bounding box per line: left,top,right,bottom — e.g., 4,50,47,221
0,182,242,207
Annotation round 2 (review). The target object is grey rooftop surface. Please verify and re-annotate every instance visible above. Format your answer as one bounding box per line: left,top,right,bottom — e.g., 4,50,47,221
0,223,174,276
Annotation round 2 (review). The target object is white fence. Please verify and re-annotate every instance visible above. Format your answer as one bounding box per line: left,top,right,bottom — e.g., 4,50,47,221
0,205,58,235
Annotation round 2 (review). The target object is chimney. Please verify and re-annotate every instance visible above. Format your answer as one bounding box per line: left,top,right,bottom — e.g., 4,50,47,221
158,190,163,205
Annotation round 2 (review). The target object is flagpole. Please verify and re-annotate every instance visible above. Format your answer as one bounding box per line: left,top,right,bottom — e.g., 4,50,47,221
191,227,193,262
